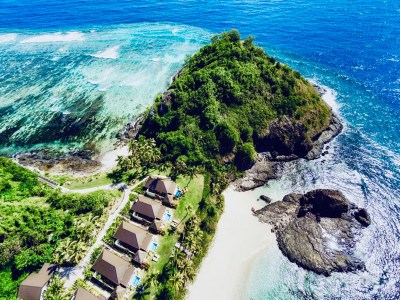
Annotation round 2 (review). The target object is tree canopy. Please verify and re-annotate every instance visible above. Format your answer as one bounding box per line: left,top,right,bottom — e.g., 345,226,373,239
139,30,331,175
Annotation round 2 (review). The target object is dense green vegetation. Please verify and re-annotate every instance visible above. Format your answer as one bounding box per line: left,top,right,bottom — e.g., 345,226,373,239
0,157,48,202
139,30,331,173
131,30,332,299
0,158,117,299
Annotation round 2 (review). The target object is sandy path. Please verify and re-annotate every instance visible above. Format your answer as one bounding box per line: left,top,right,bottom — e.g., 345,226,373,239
186,186,274,300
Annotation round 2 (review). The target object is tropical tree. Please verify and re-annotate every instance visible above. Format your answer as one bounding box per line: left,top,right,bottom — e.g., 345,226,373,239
74,214,99,242
184,166,200,188
43,275,69,300
168,270,185,292
177,204,194,228
180,258,196,282
147,270,160,288
133,282,151,300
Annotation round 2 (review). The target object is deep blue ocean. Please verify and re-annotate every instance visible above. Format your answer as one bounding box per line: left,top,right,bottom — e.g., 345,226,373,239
0,0,399,299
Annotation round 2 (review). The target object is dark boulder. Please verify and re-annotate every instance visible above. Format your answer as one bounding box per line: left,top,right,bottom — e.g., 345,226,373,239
298,189,349,218
259,195,272,204
354,208,371,227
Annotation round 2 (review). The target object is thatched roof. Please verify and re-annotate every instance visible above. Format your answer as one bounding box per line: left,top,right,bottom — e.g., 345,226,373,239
92,249,134,287
133,250,148,265
73,287,106,300
113,221,153,252
144,176,178,195
131,195,167,220
18,263,56,300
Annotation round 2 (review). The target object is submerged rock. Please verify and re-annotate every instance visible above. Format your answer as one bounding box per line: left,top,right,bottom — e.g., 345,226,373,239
354,208,371,227
259,195,272,204
254,189,371,276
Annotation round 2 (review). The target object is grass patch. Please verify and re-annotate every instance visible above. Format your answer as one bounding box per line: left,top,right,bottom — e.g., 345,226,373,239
49,173,113,189
64,173,113,190
175,175,204,220
149,234,176,274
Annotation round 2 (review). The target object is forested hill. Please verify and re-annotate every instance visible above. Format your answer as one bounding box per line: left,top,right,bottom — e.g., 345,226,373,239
139,30,332,173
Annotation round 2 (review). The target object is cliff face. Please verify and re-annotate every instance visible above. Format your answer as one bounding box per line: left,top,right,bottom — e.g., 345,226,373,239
254,189,371,276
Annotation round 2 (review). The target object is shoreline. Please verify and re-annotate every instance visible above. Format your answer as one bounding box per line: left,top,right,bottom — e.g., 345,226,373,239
13,81,338,179
186,186,275,300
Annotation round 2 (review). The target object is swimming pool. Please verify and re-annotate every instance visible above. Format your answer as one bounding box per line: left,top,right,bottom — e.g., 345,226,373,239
132,275,140,288
164,212,172,222
150,242,158,252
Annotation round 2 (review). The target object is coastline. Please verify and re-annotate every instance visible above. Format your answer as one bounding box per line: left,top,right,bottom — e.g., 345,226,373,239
187,186,275,300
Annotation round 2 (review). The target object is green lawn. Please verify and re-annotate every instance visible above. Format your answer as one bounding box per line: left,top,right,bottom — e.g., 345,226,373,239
175,175,204,220
149,234,176,274
58,173,113,190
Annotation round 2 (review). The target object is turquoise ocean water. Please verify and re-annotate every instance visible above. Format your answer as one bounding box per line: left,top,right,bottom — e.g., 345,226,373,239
0,0,399,298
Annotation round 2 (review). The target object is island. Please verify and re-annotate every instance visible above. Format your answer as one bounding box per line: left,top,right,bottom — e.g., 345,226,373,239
2,30,345,300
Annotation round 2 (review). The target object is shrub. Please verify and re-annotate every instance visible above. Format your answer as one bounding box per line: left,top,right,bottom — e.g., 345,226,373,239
216,121,239,154
235,143,256,171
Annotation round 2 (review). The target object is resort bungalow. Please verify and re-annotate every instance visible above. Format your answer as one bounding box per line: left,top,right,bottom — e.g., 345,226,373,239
18,263,56,300
113,221,153,254
130,195,173,229
144,176,181,205
72,287,106,300
92,249,135,290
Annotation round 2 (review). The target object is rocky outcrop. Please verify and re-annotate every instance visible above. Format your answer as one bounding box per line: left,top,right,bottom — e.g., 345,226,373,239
354,208,371,227
305,113,343,160
116,114,145,142
235,84,343,191
235,153,279,191
254,189,371,276
17,152,101,173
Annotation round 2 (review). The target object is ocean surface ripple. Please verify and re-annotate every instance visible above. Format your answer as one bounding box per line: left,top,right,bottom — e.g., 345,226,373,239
0,0,399,298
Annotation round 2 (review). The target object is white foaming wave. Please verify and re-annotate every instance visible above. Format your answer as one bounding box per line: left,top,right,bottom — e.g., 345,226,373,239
150,57,160,62
0,33,17,44
309,79,341,113
20,31,85,43
91,45,120,59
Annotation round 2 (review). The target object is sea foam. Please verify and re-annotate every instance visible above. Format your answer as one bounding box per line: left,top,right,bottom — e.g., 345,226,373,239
20,31,85,43
91,45,120,59
0,33,17,43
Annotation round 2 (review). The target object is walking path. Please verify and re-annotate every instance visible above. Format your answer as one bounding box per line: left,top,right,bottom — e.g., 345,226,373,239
60,177,147,289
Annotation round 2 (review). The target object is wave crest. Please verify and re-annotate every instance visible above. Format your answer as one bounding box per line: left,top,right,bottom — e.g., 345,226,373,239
0,33,17,44
91,45,120,59
20,31,85,43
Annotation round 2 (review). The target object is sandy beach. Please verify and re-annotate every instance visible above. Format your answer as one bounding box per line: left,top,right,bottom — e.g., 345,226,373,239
97,144,129,173
187,186,275,300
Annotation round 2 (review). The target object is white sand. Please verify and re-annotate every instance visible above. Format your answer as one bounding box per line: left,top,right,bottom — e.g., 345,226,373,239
97,145,129,173
187,186,275,300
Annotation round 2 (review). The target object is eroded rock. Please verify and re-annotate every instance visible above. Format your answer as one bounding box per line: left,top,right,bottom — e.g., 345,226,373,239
254,189,371,276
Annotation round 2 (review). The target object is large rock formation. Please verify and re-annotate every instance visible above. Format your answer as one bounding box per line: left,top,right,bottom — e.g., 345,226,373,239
254,189,371,276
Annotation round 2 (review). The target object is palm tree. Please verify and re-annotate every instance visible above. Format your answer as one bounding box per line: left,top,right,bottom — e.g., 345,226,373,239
180,258,196,282
43,275,69,300
169,249,186,270
169,270,185,292
184,166,199,188
177,204,194,227
183,231,201,253
134,282,151,300
147,270,160,288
